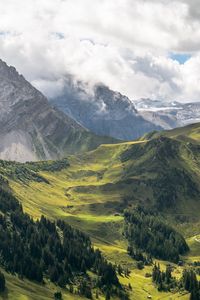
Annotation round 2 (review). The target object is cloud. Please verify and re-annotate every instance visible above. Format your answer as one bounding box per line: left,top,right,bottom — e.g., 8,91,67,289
180,0,200,20
0,0,200,102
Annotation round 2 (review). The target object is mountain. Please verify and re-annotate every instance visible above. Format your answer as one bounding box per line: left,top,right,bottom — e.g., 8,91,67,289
0,60,115,162
50,80,200,138
1,59,200,299
135,98,200,129
5,122,199,219
0,122,200,299
49,81,162,140
134,98,182,111
1,122,199,227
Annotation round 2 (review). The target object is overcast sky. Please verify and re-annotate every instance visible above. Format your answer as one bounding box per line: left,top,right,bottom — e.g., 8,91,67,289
0,0,200,102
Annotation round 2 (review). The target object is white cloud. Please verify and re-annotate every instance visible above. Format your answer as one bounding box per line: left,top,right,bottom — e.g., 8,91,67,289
0,0,200,101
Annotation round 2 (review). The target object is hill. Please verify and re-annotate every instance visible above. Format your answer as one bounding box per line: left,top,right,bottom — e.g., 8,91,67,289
0,177,125,300
0,60,115,162
151,122,200,143
1,123,200,299
6,122,200,219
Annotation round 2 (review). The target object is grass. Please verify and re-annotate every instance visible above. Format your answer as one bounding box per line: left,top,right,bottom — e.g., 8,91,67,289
150,122,200,142
120,270,189,300
186,234,200,262
2,124,200,299
0,268,85,300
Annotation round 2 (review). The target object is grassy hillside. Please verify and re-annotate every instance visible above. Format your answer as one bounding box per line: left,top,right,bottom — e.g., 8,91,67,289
1,123,200,299
0,268,86,300
9,131,200,221
147,122,200,142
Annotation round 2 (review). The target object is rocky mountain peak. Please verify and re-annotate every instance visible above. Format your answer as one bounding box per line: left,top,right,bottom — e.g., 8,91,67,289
50,81,162,140
0,59,46,121
0,59,114,162
0,59,25,83
94,84,137,115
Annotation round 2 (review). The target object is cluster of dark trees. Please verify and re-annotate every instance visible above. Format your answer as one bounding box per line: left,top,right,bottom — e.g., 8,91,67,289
0,159,47,184
152,265,200,299
182,269,200,300
152,263,177,292
152,167,198,210
0,187,124,299
124,206,189,262
115,264,130,278
26,158,69,172
127,245,153,269
0,188,21,213
0,158,69,184
54,291,62,299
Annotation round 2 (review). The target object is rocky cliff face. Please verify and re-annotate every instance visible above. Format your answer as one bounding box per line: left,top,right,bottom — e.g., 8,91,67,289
0,60,114,162
50,82,162,140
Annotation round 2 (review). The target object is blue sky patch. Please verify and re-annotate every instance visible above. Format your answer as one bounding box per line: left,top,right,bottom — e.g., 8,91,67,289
170,53,192,64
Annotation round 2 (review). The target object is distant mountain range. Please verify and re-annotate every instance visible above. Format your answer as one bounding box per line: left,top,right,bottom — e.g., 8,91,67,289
0,60,114,162
50,79,200,140
49,81,162,140
135,98,182,110
135,98,200,129
1,58,200,162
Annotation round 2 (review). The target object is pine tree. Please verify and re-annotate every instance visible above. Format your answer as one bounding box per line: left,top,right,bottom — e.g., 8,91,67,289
190,289,200,300
0,271,5,292
117,264,123,276
54,291,62,299
105,290,110,300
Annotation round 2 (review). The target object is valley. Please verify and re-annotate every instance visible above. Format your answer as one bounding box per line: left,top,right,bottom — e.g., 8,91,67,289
1,1,200,299
0,123,200,299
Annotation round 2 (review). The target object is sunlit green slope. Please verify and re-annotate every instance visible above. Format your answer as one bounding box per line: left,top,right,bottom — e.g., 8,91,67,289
8,124,200,222
1,122,200,299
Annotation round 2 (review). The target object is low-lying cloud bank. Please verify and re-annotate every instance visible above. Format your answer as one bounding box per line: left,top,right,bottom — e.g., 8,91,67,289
0,0,200,102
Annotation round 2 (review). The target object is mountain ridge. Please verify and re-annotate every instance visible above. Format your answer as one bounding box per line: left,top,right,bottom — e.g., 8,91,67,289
49,79,200,139
49,81,163,140
0,59,116,162
0,122,200,299
135,98,200,129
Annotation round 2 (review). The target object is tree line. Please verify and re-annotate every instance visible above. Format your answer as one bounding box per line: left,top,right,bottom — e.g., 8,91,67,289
182,269,200,300
124,206,189,262
0,186,127,299
152,264,200,300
